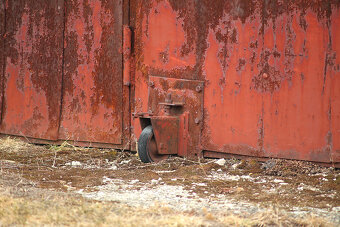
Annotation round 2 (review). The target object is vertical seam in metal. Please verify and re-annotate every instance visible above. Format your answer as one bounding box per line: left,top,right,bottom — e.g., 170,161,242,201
121,0,124,145
260,0,265,154
199,82,204,157
127,0,131,149
326,9,334,163
1,0,7,124
57,0,66,140
122,0,131,148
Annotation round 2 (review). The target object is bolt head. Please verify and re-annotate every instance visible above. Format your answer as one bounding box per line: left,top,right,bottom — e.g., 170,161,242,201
262,73,269,79
149,81,155,87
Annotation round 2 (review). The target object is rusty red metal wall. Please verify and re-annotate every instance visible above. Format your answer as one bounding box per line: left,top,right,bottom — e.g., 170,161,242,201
59,0,123,144
1,0,64,140
131,0,340,164
330,8,340,162
1,0,339,164
0,0,127,147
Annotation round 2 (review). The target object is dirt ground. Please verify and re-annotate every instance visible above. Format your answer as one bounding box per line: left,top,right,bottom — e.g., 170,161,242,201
0,137,339,226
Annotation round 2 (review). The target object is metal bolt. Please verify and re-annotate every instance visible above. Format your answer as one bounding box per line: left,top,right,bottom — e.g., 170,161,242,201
149,81,155,87
262,73,269,79
196,85,202,93
165,93,172,103
194,118,200,124
164,105,171,116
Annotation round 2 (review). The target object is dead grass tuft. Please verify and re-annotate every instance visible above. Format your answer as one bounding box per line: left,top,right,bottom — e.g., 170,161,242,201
48,141,91,153
0,137,32,153
247,207,334,227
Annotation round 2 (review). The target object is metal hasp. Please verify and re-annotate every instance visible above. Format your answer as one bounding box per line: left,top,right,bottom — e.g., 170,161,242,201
136,76,203,161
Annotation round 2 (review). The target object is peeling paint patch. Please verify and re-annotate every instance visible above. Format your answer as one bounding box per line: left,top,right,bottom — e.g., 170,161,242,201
1,0,64,140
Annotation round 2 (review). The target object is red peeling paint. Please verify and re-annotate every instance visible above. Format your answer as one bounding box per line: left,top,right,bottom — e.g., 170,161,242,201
59,0,123,144
142,1,196,71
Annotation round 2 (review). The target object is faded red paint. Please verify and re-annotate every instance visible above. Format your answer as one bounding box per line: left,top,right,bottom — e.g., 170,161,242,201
59,0,123,144
202,12,263,157
142,1,196,73
132,0,340,165
1,0,64,140
262,10,333,162
151,116,180,155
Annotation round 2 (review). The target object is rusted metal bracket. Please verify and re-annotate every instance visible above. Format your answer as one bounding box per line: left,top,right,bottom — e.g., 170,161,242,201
135,111,189,156
143,76,204,158
151,116,179,155
145,112,188,155
158,93,184,116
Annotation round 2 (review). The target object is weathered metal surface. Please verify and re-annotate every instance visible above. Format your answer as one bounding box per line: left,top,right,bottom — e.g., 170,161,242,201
147,76,204,157
0,0,5,123
1,0,64,140
151,116,179,155
59,0,123,144
132,0,340,164
201,2,264,158
261,8,334,163
0,0,339,165
330,8,340,162
123,25,131,86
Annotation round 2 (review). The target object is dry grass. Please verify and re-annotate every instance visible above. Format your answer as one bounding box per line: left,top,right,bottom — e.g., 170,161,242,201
0,137,32,153
48,141,90,153
0,192,206,226
0,190,333,227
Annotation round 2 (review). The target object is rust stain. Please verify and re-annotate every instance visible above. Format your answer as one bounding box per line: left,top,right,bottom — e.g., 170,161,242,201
1,0,64,140
0,0,339,165
0,0,5,124
60,0,123,144
236,58,246,73
133,0,340,164
147,76,204,157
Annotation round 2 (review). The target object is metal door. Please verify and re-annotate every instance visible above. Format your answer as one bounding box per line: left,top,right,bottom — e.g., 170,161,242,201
131,0,340,164
1,0,64,140
0,0,125,146
59,0,123,144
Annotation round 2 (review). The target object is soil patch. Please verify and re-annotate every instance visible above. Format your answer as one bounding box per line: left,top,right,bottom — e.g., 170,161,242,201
0,137,339,225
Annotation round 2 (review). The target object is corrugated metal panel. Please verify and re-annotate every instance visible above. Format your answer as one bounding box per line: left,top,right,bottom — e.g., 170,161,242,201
59,0,123,144
0,0,64,140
